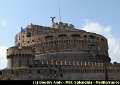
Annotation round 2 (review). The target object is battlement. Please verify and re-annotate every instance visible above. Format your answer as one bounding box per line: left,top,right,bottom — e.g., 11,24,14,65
0,61,120,80
7,46,34,57
34,60,120,68
7,46,35,69
51,22,75,31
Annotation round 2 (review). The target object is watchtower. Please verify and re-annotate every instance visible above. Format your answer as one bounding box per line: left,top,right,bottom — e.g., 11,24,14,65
7,46,35,69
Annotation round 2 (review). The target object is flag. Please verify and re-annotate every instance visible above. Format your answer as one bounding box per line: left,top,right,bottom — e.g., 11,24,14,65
19,27,25,49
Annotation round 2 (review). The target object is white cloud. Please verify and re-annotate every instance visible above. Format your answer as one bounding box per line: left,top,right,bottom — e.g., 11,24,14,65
0,20,7,27
81,20,120,63
0,46,7,70
1,20,7,27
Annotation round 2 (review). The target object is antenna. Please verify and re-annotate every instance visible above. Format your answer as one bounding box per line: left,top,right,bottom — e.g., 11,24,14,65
59,0,61,22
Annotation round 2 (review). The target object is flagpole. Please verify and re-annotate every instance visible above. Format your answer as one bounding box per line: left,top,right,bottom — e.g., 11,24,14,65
19,27,23,49
59,0,61,22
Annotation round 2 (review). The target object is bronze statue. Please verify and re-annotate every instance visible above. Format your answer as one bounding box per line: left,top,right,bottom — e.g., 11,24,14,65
50,16,55,23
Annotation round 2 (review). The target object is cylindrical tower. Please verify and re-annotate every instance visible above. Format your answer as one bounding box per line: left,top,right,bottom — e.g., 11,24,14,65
7,46,35,69
14,22,111,64
34,31,111,63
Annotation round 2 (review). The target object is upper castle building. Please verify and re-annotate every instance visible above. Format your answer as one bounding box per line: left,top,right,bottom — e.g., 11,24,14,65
0,21,120,80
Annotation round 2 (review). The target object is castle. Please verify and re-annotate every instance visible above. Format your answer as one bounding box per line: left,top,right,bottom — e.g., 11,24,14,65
0,20,120,80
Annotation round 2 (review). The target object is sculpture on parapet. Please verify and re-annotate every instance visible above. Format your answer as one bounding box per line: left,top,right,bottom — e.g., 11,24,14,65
50,16,56,23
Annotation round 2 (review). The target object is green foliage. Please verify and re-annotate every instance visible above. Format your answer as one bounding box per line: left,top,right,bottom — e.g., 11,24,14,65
16,66,31,70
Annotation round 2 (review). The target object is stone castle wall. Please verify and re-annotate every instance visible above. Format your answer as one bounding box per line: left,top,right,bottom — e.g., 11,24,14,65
0,62,120,80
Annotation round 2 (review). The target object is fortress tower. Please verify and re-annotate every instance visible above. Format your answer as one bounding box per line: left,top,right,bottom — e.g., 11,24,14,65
7,46,35,69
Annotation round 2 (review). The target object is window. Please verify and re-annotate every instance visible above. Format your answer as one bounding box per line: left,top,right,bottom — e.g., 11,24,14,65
58,34,67,39
97,69,99,72
11,70,14,74
60,74,62,77
71,34,80,39
37,70,40,74
84,35,87,38
45,36,53,40
90,35,95,39
50,70,52,74
0,72,2,75
54,71,56,74
101,38,104,42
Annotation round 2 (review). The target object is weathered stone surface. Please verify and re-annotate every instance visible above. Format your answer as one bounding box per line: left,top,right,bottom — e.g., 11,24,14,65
0,22,118,80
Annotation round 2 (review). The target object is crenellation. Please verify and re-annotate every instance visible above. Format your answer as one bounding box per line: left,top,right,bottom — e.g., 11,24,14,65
1,61,120,80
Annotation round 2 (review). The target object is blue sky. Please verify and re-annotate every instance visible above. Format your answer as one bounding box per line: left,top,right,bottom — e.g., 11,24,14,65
0,0,120,69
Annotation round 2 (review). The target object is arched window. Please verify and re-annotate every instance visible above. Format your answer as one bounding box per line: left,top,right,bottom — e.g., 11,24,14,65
71,34,80,39
90,35,95,39
58,34,67,39
45,36,53,40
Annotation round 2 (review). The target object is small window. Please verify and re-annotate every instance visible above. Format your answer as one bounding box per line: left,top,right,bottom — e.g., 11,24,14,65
29,70,31,74
101,38,104,41
37,70,40,74
90,35,95,39
60,74,62,77
0,72,2,75
103,69,105,72
50,70,52,74
11,70,14,74
97,69,99,72
84,35,87,38
54,71,56,74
